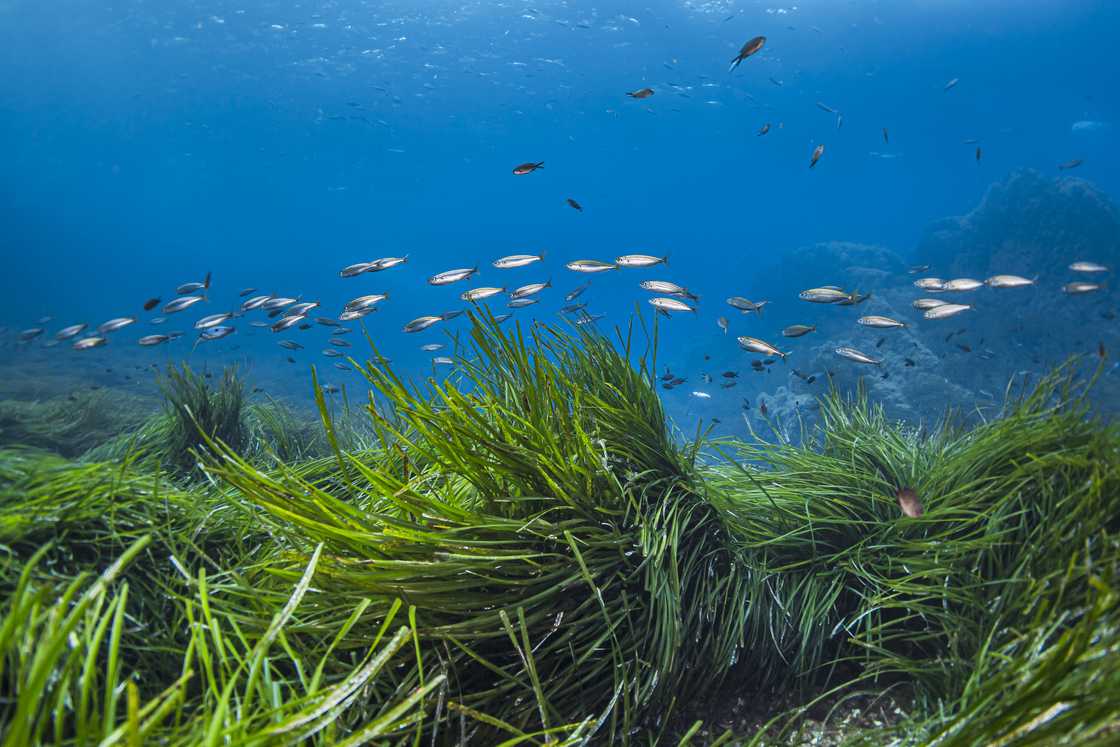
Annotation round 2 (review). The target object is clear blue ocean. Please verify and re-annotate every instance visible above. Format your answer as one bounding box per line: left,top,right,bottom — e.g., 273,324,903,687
2,0,1119,426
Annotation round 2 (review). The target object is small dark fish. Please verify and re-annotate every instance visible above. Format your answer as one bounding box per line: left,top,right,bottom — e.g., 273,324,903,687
722,371,738,378
758,123,771,136
897,487,923,518
810,144,824,168
876,337,885,348
672,377,686,386
759,401,768,416
712,418,721,424
143,298,160,311
904,358,916,367
287,356,296,364
565,281,592,301
883,127,889,144
976,146,982,163
957,344,972,353
1059,159,1083,171
239,288,257,297
626,87,654,99
566,198,583,211
728,36,766,72
662,383,674,390
807,375,816,384
512,161,544,175
720,381,737,389
661,371,675,382
1099,342,1107,359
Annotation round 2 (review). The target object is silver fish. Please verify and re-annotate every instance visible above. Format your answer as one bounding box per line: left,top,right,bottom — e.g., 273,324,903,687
18,327,44,341
339,308,375,322
97,317,136,334
73,336,107,350
440,310,464,321
262,297,298,310
508,298,538,308
640,280,698,300
149,317,167,325
195,313,233,329
340,261,374,278
197,326,234,342
329,338,352,348
566,259,617,273
176,281,205,294
727,297,769,314
737,336,787,360
560,303,587,314
249,321,270,328
493,313,513,323
923,303,972,319
271,315,306,332
239,288,257,296
432,356,454,365
799,287,851,303
138,334,171,346
717,317,728,334
403,315,443,333
510,280,551,299
493,253,545,269
279,340,304,350
420,343,445,352
429,267,479,285
941,278,983,292
649,297,695,313
1062,282,1102,294
913,277,945,290
334,362,351,371
835,346,881,365
287,301,320,316
1069,261,1109,273
912,298,948,310
574,313,605,325
164,296,206,314
55,323,88,340
985,275,1036,288
857,315,907,329
615,254,668,268
241,295,272,311
345,294,389,311
367,256,408,271
322,349,343,358
461,287,505,301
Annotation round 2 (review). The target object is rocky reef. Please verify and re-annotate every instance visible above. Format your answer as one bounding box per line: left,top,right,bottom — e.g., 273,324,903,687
674,170,1120,437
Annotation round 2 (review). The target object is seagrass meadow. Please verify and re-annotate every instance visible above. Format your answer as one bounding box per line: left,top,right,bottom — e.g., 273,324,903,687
1,315,1118,746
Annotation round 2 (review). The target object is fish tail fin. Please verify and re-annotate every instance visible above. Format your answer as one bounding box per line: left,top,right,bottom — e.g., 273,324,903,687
546,277,552,288
662,254,670,266
728,57,740,73
539,250,546,261
204,271,212,289
535,162,544,168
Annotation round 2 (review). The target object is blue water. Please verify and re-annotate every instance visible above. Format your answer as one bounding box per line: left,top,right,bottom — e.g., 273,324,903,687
2,0,1118,414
